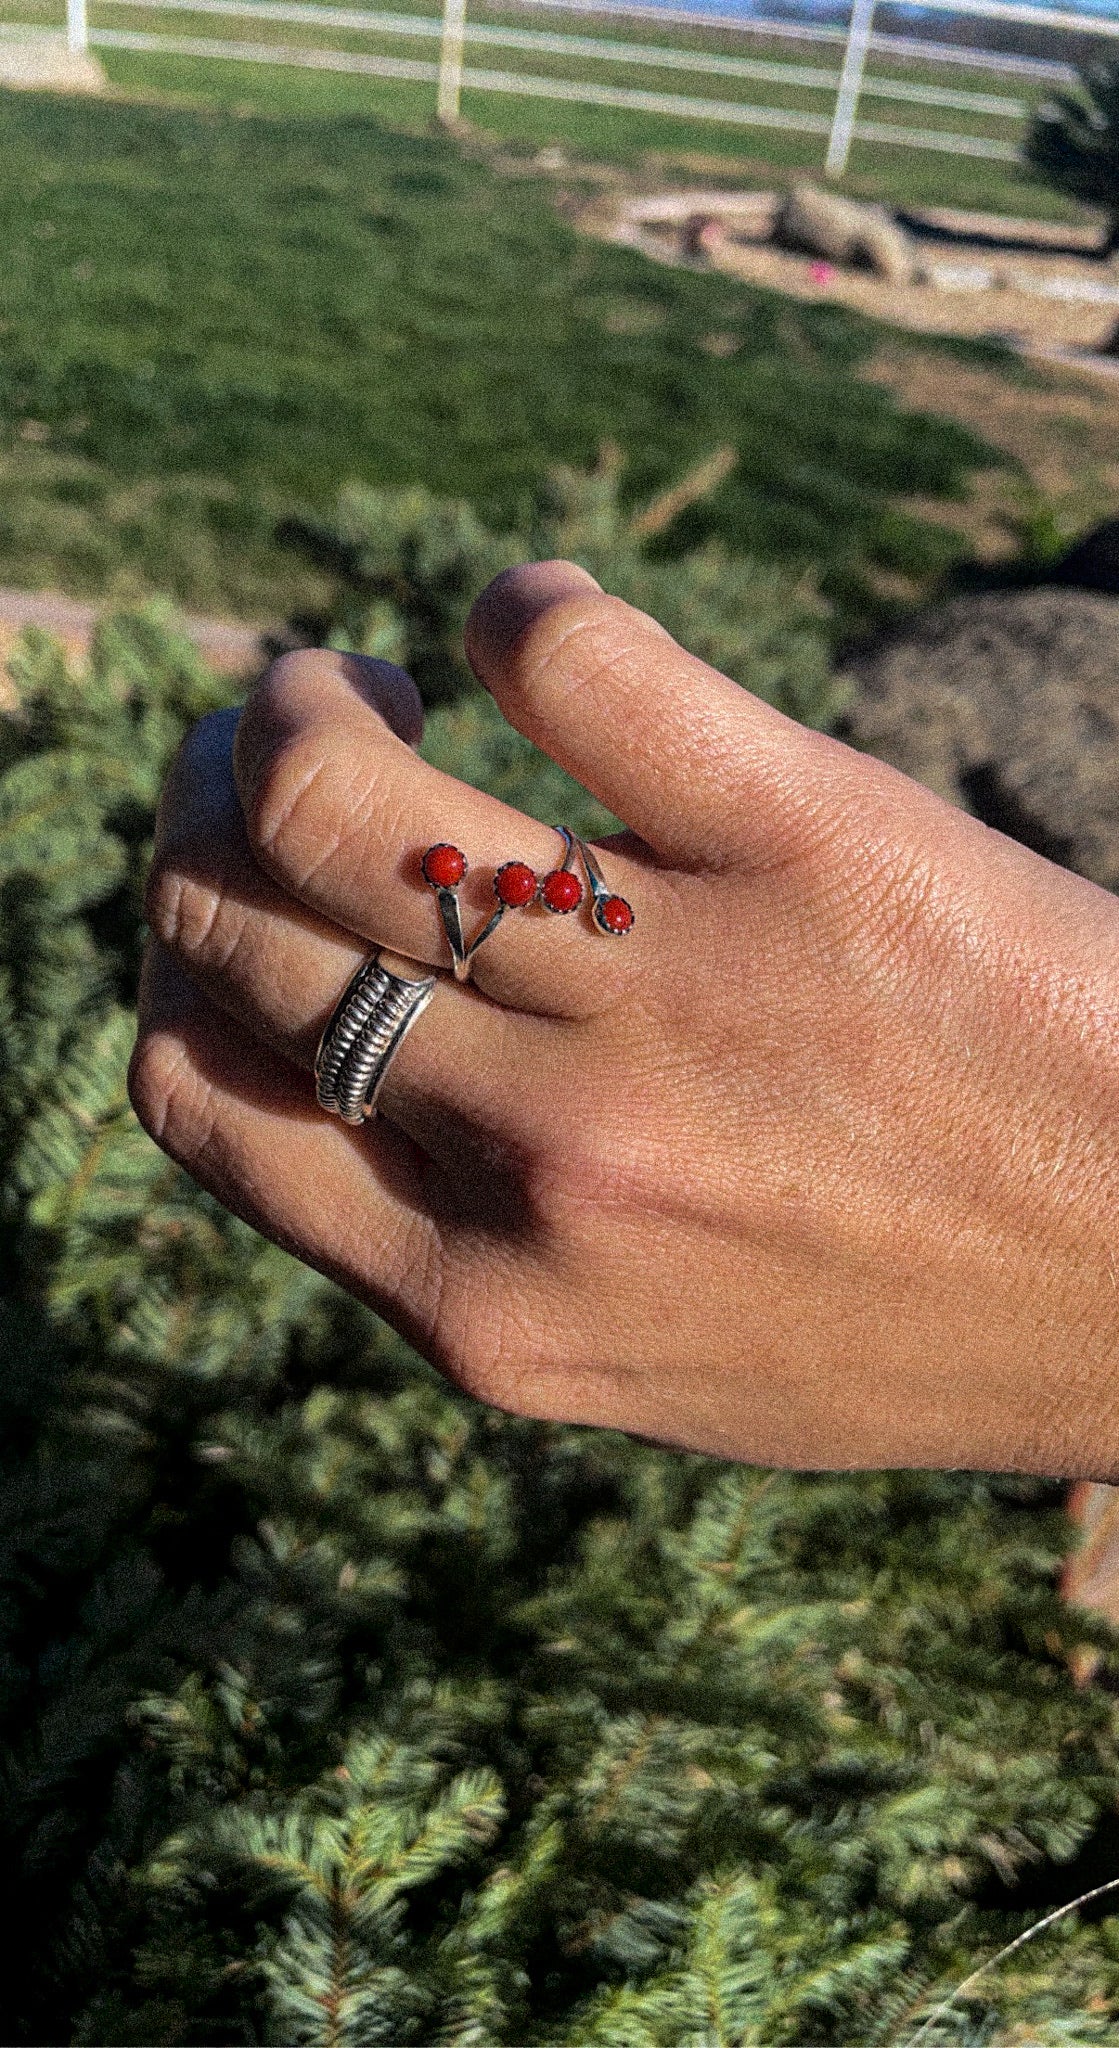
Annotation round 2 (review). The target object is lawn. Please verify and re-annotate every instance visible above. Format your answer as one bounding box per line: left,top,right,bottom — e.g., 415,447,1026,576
0,77,1017,638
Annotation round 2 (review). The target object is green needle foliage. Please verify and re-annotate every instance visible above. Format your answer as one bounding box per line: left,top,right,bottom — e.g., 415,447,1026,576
1026,61,1119,251
288,453,837,725
2,490,1119,2044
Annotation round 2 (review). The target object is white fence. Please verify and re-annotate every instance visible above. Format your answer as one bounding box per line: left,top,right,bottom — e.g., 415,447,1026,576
46,0,1119,175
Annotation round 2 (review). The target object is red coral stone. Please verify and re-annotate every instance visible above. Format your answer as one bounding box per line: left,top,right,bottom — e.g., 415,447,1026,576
494,860,538,908
422,843,466,889
599,894,634,935
541,868,583,914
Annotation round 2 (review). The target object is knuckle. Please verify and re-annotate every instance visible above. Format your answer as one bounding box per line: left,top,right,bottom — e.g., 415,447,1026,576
161,706,242,826
262,646,339,695
233,650,409,895
154,715,220,842
240,649,338,752
128,1030,215,1163
505,592,645,707
234,649,335,823
247,648,339,728
185,704,239,758
240,727,331,878
171,705,236,776
144,857,224,963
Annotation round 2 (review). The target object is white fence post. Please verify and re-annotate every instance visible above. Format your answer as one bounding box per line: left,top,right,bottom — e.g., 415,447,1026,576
436,0,466,125
826,0,876,178
66,0,89,53
66,0,89,52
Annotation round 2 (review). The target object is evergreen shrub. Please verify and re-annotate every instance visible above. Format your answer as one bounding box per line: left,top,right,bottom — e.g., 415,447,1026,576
2,478,1119,2045
1027,61,1119,254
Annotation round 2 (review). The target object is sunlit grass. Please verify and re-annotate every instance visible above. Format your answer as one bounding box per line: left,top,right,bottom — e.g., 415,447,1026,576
0,79,1006,631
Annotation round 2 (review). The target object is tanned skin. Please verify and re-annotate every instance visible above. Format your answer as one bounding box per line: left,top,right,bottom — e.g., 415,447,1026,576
130,562,1119,1477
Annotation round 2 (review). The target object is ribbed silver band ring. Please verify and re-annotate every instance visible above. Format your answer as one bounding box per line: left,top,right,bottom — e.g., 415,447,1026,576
315,954,438,1124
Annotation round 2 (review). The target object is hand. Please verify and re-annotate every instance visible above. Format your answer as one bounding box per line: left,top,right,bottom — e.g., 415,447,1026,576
130,562,1119,1476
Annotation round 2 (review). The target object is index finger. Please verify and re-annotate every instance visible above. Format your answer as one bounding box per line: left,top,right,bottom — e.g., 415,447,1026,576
465,561,834,873
232,649,658,1019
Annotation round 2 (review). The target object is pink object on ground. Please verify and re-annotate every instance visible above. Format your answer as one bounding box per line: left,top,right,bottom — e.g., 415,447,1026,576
683,214,726,260
808,261,836,286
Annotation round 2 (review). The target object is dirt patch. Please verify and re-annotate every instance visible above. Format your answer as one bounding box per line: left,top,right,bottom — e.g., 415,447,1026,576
862,345,1119,558
0,585,265,708
699,235,1119,353
579,185,1119,356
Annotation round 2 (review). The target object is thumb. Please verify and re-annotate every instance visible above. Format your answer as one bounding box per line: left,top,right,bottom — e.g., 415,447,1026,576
464,560,826,869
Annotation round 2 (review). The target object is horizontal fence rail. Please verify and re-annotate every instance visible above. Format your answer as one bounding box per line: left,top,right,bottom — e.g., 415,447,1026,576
92,0,1033,115
513,0,1080,81
84,21,1025,152
10,0,1119,173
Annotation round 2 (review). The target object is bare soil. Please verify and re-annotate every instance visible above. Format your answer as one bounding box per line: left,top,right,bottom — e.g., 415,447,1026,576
594,192,1119,354
716,237,1119,353
576,184,1119,566
862,344,1119,563
0,585,264,706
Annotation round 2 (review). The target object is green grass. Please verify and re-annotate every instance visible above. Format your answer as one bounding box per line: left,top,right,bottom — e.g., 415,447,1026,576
0,79,1019,631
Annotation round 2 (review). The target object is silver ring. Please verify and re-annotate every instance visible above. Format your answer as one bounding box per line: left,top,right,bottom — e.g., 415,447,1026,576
315,953,437,1124
421,825,635,981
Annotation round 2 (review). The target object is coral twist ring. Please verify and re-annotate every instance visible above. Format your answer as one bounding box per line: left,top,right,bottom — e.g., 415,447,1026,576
315,953,437,1124
422,826,634,982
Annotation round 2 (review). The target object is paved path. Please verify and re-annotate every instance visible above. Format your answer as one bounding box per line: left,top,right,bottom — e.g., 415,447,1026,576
0,584,267,673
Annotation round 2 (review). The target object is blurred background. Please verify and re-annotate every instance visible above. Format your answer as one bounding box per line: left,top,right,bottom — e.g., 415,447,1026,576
4,2,1119,2042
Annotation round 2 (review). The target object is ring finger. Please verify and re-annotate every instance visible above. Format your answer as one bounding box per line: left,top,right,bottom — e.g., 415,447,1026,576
147,707,575,1166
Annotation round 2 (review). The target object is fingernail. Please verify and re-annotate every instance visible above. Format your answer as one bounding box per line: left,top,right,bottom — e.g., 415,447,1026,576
465,560,601,678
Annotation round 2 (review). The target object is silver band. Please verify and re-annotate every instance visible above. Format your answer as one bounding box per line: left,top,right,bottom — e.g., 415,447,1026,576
315,954,437,1124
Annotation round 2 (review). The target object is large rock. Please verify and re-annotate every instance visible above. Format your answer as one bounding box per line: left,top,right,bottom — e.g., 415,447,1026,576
839,586,1119,888
774,183,916,285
